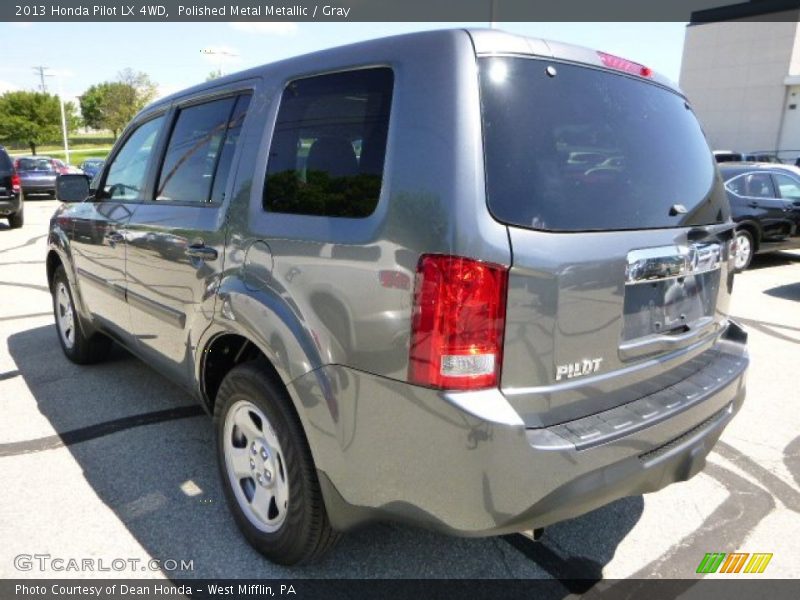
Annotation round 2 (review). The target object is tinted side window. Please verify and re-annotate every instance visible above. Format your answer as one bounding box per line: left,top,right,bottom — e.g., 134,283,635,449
104,116,164,201
743,173,776,198
725,175,747,197
773,173,800,200
156,97,238,203
210,94,251,204
263,68,393,218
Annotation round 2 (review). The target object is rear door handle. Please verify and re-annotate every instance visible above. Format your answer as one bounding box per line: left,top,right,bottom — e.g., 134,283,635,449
185,244,218,261
748,201,759,208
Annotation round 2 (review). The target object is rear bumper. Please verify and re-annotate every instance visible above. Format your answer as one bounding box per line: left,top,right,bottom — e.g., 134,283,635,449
0,194,21,215
21,181,55,193
288,323,748,535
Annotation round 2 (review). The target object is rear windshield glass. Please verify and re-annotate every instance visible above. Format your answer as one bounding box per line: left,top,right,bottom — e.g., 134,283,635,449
478,57,727,232
0,151,12,171
17,157,54,172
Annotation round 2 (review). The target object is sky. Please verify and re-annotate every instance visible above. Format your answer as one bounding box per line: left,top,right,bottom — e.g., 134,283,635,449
0,22,688,103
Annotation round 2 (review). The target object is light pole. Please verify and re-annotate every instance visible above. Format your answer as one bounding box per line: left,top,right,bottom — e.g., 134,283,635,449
32,65,69,163
56,75,70,165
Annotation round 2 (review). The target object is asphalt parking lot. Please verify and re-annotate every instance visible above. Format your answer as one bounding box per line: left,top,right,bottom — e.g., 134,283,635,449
1,198,799,582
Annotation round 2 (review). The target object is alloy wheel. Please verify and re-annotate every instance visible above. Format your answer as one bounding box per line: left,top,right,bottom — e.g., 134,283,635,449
223,400,290,532
734,232,752,271
56,282,76,350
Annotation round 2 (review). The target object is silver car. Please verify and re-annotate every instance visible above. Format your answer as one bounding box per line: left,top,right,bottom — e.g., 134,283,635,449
48,29,748,565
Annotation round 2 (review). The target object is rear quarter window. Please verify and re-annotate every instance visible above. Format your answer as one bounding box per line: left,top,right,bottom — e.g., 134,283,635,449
479,57,728,232
263,68,393,218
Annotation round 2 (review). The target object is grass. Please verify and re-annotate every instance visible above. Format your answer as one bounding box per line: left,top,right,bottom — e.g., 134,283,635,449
6,133,115,164
8,146,111,164
53,149,110,164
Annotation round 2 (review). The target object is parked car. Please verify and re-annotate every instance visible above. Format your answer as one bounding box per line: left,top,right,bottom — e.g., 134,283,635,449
713,150,789,164
50,158,69,174
78,158,105,180
15,156,58,198
714,150,743,163
719,162,800,270
48,29,749,565
742,152,782,164
0,145,23,228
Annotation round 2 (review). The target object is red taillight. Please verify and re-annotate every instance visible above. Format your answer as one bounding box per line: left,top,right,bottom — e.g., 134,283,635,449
597,51,652,78
11,173,20,191
409,255,508,390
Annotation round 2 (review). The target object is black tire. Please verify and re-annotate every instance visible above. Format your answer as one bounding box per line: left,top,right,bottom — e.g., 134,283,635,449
733,229,755,272
8,209,23,229
51,265,112,364
214,362,339,565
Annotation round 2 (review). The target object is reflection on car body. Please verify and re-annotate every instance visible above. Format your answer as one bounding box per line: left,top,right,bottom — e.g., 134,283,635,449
719,162,800,270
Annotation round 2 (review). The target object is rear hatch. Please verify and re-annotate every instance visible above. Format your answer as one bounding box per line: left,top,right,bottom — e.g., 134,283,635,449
477,54,735,427
17,157,56,186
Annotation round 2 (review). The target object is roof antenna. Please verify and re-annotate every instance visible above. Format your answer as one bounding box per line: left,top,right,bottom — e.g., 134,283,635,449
490,0,498,29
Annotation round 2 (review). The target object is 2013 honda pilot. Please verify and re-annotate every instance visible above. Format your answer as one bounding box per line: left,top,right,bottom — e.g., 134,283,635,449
48,29,749,565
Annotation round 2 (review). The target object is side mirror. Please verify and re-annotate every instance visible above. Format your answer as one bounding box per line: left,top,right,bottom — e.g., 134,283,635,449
56,173,91,203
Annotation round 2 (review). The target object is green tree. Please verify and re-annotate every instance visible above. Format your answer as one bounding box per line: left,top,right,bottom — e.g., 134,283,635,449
101,81,139,137
64,101,82,133
0,91,62,154
79,69,157,137
105,68,156,136
206,69,224,82
79,82,113,130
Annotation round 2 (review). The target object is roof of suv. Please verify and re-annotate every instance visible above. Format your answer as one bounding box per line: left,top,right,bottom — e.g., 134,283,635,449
149,28,679,112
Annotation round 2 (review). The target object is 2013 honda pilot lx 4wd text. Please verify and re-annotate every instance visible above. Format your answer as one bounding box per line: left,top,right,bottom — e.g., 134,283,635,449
49,29,748,565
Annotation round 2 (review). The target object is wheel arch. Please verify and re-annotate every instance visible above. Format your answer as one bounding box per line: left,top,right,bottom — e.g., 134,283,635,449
198,331,285,414
46,249,63,290
735,220,761,252
46,242,93,322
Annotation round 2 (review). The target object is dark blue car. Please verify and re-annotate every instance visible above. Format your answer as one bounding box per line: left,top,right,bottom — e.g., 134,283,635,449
78,158,105,181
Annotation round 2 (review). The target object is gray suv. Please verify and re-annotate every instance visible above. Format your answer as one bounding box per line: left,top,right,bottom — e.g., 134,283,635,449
48,29,748,565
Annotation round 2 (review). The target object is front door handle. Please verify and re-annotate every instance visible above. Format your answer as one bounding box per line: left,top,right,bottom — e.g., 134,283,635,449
185,244,218,261
748,201,759,208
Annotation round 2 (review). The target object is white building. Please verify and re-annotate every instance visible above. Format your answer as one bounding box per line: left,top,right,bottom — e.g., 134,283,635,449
679,0,800,161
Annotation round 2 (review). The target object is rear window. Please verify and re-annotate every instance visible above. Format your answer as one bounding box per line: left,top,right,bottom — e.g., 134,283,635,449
478,57,727,231
17,158,54,172
0,150,12,172
263,68,393,218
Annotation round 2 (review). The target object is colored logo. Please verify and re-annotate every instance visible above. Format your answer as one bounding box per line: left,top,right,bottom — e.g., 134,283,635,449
696,552,773,574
